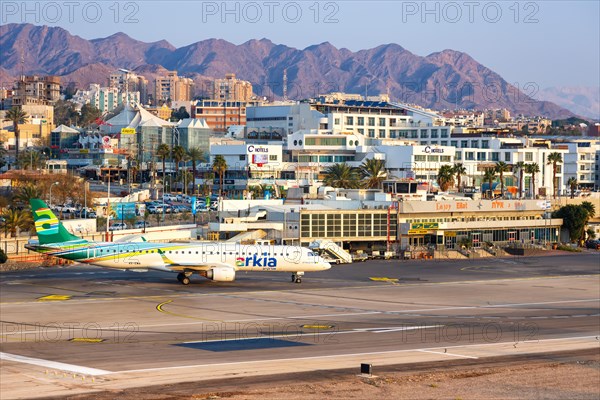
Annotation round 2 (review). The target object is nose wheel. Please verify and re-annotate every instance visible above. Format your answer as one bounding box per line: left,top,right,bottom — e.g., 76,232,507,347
291,272,304,284
177,272,191,285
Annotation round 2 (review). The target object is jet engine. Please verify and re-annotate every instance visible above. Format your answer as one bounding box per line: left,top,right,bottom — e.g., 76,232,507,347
206,267,236,282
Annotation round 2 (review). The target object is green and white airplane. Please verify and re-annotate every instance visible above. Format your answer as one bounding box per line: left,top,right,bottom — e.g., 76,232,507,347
26,199,331,285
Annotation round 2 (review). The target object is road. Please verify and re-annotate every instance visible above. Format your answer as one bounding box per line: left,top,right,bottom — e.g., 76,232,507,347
1,252,599,398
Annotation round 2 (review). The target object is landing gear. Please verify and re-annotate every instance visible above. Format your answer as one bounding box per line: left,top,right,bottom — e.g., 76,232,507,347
177,272,191,285
291,272,304,284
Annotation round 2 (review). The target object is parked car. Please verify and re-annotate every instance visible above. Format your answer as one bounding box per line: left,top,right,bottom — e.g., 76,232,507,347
147,205,163,214
134,221,151,229
109,222,128,231
163,193,178,202
351,251,368,262
585,240,600,250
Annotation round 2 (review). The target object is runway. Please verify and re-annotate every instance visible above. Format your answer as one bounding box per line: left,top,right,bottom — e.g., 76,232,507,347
1,253,599,398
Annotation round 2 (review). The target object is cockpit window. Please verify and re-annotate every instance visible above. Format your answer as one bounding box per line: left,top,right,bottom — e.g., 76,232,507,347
307,251,316,257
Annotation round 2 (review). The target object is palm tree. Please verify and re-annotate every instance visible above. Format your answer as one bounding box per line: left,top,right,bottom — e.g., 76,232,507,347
482,168,496,199
494,161,511,198
567,177,578,199
13,183,42,206
452,163,467,192
17,149,46,170
212,155,228,197
4,107,28,165
187,147,204,194
547,152,563,199
172,145,187,175
359,158,387,189
514,161,526,199
525,163,540,199
436,165,455,192
1,208,32,238
156,143,170,190
323,163,360,189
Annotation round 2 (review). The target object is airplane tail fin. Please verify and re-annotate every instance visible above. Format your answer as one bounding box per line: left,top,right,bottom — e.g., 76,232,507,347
30,199,89,245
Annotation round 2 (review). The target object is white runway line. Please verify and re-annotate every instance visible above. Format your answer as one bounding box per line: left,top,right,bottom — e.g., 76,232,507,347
418,349,479,359
0,352,111,376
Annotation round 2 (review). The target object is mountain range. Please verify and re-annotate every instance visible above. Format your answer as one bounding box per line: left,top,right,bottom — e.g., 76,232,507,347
0,23,582,119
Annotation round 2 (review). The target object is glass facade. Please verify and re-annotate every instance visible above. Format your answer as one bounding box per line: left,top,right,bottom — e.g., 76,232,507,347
300,211,397,240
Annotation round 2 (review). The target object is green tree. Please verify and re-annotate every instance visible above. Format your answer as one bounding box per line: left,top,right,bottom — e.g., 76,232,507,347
187,147,204,195
553,203,594,242
172,145,187,175
494,161,511,198
547,152,563,199
323,163,360,189
482,168,496,199
514,161,526,199
359,158,387,189
156,143,170,190
0,142,9,169
4,107,28,164
53,100,79,126
525,163,540,199
567,177,578,199
17,149,46,170
436,164,455,192
452,163,467,192
171,106,190,121
212,155,228,197
79,103,101,127
13,183,42,206
1,208,32,238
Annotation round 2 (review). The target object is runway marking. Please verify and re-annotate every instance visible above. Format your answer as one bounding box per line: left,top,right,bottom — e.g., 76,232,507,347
37,295,71,301
69,338,105,343
369,277,399,283
114,335,600,375
0,352,110,376
353,325,443,333
155,300,221,322
390,298,600,313
418,349,479,359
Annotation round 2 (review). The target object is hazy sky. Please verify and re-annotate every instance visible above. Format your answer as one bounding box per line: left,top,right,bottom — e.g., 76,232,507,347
3,1,599,88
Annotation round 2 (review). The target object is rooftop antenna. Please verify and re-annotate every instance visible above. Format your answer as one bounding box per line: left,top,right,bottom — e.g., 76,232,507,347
20,52,25,81
283,68,288,102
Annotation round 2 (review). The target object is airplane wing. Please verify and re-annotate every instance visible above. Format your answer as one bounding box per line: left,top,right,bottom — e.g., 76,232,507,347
156,248,236,272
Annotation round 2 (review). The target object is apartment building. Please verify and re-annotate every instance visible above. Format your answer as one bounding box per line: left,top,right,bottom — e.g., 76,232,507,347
12,75,60,106
155,71,193,103
211,73,254,102
109,70,149,104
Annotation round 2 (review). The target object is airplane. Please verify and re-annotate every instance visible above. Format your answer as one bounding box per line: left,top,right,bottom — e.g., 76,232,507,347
25,199,331,285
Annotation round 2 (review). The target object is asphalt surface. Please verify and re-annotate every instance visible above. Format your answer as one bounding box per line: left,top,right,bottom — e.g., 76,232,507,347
1,252,599,398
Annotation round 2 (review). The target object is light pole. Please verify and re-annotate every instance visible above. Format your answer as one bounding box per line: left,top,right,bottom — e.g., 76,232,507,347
49,181,59,208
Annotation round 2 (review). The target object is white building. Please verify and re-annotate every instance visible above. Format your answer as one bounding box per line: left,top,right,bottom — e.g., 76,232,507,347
73,84,140,113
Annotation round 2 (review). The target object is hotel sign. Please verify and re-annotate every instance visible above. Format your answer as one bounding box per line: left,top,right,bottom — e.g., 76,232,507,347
121,128,136,135
411,222,439,230
408,229,429,235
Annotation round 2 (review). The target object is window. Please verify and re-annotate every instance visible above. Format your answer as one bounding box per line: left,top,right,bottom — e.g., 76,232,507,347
420,129,428,138
427,155,439,162
239,155,246,161
334,118,340,125
440,155,451,162
525,152,533,161
357,117,364,125
431,129,438,138
368,129,375,138
269,155,277,161
491,152,499,161
461,140,468,148
481,140,489,149
357,128,364,135
410,130,418,138
451,140,458,147
477,152,486,161
414,155,426,162
368,117,375,126
379,118,386,126
465,152,474,161
346,116,354,125
379,129,386,138
390,131,397,138
441,129,449,138
455,152,462,160
471,140,479,148
505,152,511,162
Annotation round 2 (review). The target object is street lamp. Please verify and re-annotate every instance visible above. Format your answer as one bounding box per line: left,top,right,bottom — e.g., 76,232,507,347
49,181,59,207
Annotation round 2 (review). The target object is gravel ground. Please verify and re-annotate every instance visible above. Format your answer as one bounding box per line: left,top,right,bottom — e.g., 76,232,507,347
59,349,600,400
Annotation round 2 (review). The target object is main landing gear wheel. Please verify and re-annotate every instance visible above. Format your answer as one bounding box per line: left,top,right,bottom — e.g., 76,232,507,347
177,273,191,285
291,273,303,284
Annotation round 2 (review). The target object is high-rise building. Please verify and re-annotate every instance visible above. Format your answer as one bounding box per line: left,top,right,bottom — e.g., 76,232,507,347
155,71,193,103
12,75,61,106
73,84,140,113
211,73,254,102
109,70,149,104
